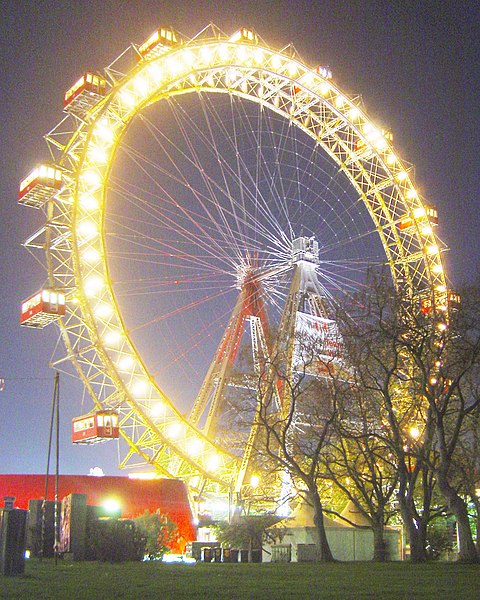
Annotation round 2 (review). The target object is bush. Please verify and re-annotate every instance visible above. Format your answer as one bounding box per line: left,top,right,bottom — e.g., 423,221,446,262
85,518,145,562
134,510,178,559
426,519,455,560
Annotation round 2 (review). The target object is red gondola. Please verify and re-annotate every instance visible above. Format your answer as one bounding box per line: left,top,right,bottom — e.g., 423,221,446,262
72,411,119,444
20,289,65,328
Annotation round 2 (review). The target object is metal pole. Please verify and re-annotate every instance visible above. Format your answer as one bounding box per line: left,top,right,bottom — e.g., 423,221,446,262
41,372,57,561
54,372,60,566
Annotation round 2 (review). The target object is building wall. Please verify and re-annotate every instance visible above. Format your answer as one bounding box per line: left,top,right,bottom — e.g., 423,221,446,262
268,526,402,561
0,474,196,550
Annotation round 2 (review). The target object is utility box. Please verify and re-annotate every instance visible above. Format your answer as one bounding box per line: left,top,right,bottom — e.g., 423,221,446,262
0,509,28,576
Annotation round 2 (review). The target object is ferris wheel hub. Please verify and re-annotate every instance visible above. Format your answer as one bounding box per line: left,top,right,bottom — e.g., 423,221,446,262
291,236,319,265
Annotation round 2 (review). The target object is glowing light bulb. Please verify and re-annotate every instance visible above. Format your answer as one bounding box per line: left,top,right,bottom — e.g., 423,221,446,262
88,146,108,164
188,438,202,456
207,453,220,471
167,422,182,439
84,276,103,297
151,402,165,417
79,193,99,211
81,170,101,187
348,106,360,120
409,426,420,439
76,220,98,240
82,247,101,263
104,329,121,346
319,81,330,95
132,380,148,396
94,120,115,142
118,355,134,370
94,302,113,318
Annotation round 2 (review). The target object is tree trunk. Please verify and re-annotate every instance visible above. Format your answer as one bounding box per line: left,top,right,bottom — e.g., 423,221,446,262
437,475,478,563
474,499,480,558
397,496,427,562
309,489,335,562
371,519,388,561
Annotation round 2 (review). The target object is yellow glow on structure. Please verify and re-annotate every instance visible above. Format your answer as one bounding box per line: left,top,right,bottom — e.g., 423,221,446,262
218,44,229,61
250,474,260,488
421,225,433,236
237,45,247,62
77,220,98,239
271,54,282,70
118,355,134,370
120,90,136,107
182,50,194,68
166,56,182,76
94,120,115,142
254,49,264,64
88,146,108,164
84,276,104,296
348,106,360,120
79,193,99,211
132,379,148,396
303,72,314,87
396,170,408,181
386,153,396,165
406,189,418,200
287,61,298,77
334,95,345,108
373,137,387,151
94,302,113,318
81,170,101,187
427,244,439,255
133,76,149,95
437,323,447,332
167,422,182,439
104,329,121,346
187,438,203,456
432,263,443,274
151,402,165,417
147,62,163,81
82,247,101,263
319,81,330,95
128,472,158,480
436,284,447,293
200,45,213,61
207,453,220,471
413,206,426,219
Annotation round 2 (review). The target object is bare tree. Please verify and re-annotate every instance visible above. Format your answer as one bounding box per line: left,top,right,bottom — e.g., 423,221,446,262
335,275,480,562
252,344,337,562
323,379,400,561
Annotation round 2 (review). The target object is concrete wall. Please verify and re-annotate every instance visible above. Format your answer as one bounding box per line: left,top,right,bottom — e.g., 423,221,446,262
268,526,402,562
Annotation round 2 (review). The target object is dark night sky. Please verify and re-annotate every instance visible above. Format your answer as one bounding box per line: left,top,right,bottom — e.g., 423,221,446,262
1,0,479,475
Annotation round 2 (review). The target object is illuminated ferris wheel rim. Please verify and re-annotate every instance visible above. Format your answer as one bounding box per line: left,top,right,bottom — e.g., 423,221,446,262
26,25,448,491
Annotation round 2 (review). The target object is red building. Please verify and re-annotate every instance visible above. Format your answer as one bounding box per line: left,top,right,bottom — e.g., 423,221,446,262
0,474,195,551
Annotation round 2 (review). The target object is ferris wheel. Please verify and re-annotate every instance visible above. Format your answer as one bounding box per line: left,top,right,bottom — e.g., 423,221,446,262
19,24,449,501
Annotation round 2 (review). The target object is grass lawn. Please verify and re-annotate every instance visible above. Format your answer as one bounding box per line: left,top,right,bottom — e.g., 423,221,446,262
1,559,479,599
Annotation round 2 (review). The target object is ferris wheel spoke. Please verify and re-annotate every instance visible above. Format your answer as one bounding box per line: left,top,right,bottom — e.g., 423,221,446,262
170,95,291,257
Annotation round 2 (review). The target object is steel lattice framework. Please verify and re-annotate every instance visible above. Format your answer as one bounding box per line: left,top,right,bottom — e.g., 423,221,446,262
22,24,448,499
